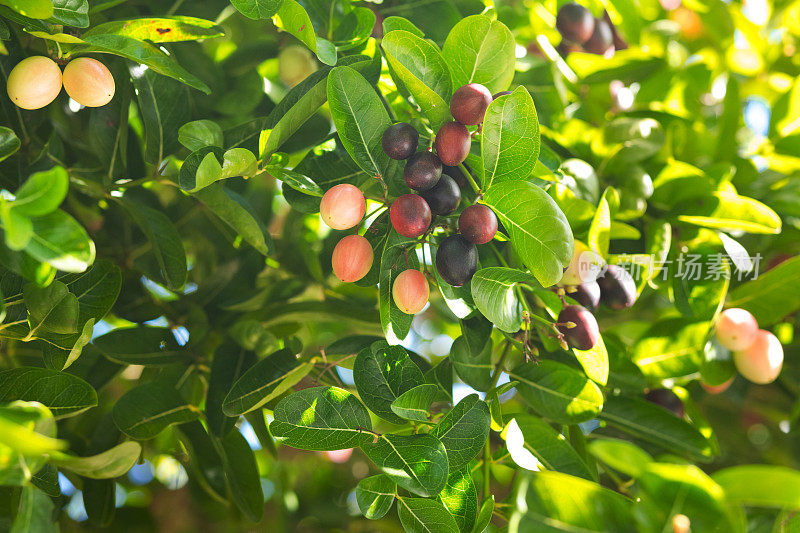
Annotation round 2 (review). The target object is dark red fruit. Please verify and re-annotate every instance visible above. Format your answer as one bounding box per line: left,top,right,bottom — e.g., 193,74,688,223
421,174,461,216
382,123,419,160
645,388,685,418
390,194,431,238
556,3,595,44
404,152,442,191
450,84,492,126
436,235,478,287
597,264,637,310
434,121,471,166
557,305,599,351
458,205,498,245
583,18,613,54
492,91,512,100
603,10,628,50
570,280,600,311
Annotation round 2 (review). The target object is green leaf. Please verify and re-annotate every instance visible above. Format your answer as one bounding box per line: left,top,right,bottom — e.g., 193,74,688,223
379,228,419,340
450,335,493,392
677,192,782,234
510,361,604,424
25,210,95,272
470,267,537,332
42,318,94,370
521,471,635,532
353,342,425,424
588,438,653,478
274,0,336,65
49,0,88,27
113,382,200,439
0,0,53,19
92,326,186,365
12,167,68,216
178,120,223,151
381,30,452,128
382,16,424,37
270,386,373,451
587,189,614,257
1,203,32,250
363,433,449,497
442,15,515,94
0,401,63,456
78,34,211,93
118,197,187,290
483,182,573,287
504,415,593,480
438,468,477,532
193,183,274,255
712,465,800,508
391,384,449,422
356,474,396,520
222,347,301,416
430,394,490,471
11,486,57,533
231,0,283,19
205,341,255,436
85,16,224,42
632,319,710,379
0,368,97,418
727,256,800,326
481,87,540,189
473,496,493,533
82,478,115,527
50,441,141,479
0,127,20,162
598,395,713,461
573,333,609,386
397,496,460,533
215,427,264,522
24,280,79,335
327,66,404,196
332,7,375,50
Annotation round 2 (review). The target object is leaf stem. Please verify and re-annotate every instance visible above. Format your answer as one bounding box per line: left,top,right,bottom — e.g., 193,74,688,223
458,163,481,195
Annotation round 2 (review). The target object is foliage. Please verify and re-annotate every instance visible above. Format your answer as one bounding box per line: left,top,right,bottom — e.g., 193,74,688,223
0,0,799,531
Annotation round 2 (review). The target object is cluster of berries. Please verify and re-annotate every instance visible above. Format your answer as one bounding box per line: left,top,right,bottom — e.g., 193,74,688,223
715,308,784,385
6,56,115,110
555,2,626,57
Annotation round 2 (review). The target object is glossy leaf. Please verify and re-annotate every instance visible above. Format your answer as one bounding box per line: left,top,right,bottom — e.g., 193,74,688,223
363,433,449,497
26,210,95,272
504,415,593,480
113,382,200,439
178,120,223,152
470,267,537,332
50,441,141,479
274,0,336,65
92,326,185,365
712,465,800,508
356,474,396,519
12,166,68,216
430,394,490,471
449,335,493,391
0,126,20,162
0,368,97,418
442,15,515,94
727,255,800,326
391,384,449,422
222,347,301,416
438,468,477,532
85,16,224,42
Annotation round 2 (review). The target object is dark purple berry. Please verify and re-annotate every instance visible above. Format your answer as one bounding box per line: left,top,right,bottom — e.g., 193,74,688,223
404,152,442,191
382,123,419,160
556,3,595,44
436,235,478,287
597,264,637,310
557,305,599,351
421,174,461,216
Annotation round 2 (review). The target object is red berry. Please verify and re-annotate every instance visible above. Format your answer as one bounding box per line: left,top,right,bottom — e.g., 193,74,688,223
319,184,366,230
556,3,595,44
392,269,429,314
382,123,419,160
390,194,431,238
404,152,442,191
458,205,497,244
332,235,373,282
450,84,492,126
557,305,599,351
715,308,758,351
434,121,471,166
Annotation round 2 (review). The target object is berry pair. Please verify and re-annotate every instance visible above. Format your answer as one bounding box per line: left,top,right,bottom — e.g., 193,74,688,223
7,56,115,110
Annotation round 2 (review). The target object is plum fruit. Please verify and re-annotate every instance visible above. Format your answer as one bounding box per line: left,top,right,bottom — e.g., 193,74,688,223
569,280,601,311
583,18,613,54
597,264,637,309
458,204,498,244
421,174,461,216
434,121,471,166
556,3,595,44
715,308,759,351
734,329,784,384
450,83,492,125
390,194,431,238
436,235,478,286
557,304,599,350
382,122,419,160
404,152,442,191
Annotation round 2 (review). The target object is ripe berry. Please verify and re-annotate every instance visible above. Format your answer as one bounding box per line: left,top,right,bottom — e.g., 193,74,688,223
319,184,365,230
569,280,600,311
557,305,599,351
62,58,115,108
390,194,431,238
450,84,492,126
421,174,461,216
458,205,497,244
583,18,613,55
436,235,478,287
404,152,442,191
597,264,637,310
332,235,373,282
6,56,62,110
644,388,685,417
434,121,471,166
392,269,429,315
715,308,759,351
382,123,419,160
556,3,595,44
733,330,783,384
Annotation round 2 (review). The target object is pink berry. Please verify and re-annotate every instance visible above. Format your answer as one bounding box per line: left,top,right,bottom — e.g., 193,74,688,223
733,329,783,384
715,308,758,351
392,269,429,315
331,235,373,282
320,184,366,230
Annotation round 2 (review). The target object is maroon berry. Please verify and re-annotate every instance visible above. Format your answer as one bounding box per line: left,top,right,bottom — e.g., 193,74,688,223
583,18,613,54
434,121,471,166
390,194,431,238
382,123,419,160
597,264,637,310
458,205,498,245
570,281,600,311
404,152,442,191
421,174,461,216
556,3,595,44
450,84,492,126
436,235,478,287
557,305,599,351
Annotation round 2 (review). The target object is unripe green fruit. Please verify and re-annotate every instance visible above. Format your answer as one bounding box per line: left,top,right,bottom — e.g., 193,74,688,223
278,45,317,87
332,235,373,282
733,329,783,384
6,56,62,110
715,308,758,351
320,184,365,230
392,269,429,315
63,58,115,107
